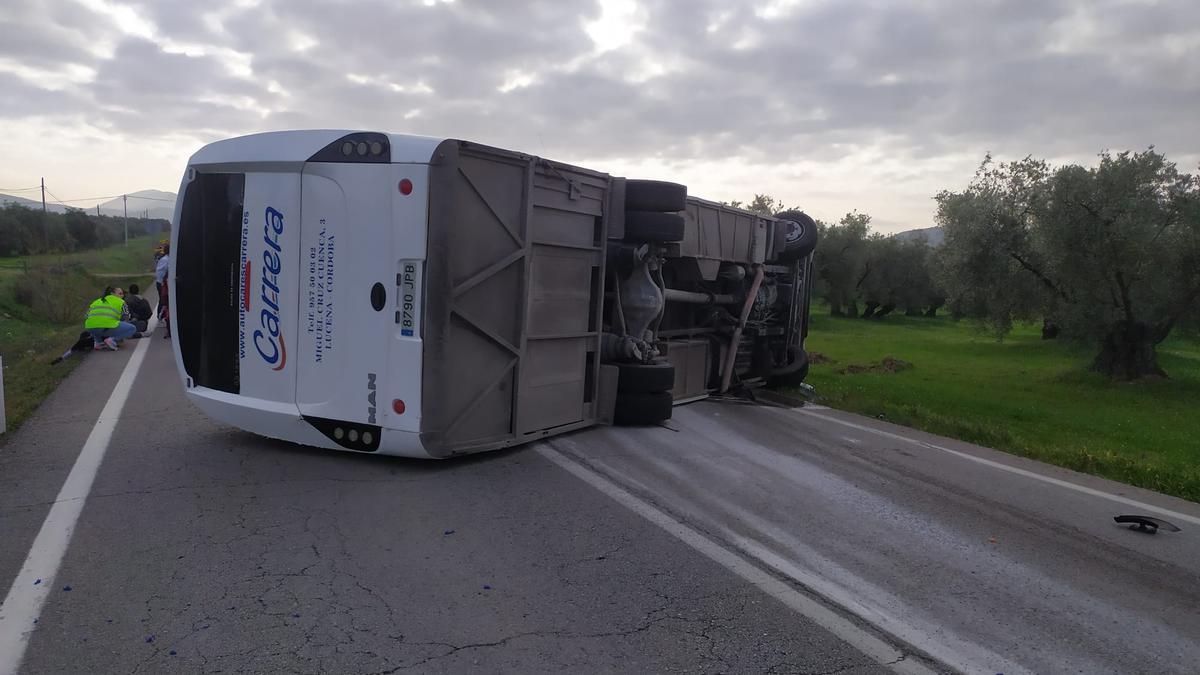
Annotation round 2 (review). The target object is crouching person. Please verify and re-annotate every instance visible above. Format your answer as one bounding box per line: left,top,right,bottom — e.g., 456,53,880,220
84,286,136,351
124,283,153,333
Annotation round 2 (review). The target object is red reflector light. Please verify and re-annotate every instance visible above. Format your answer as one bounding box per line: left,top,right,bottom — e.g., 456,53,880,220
398,179,413,195
392,399,406,414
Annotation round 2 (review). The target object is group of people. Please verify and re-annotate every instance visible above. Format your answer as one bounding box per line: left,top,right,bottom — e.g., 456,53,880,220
83,244,171,351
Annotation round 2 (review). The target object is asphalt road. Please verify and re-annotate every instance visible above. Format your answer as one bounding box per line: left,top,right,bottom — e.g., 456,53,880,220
2,331,1198,674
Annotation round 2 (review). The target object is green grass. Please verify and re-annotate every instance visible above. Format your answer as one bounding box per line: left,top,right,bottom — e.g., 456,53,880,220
0,233,161,276
1,236,159,434
0,319,86,430
795,310,1200,502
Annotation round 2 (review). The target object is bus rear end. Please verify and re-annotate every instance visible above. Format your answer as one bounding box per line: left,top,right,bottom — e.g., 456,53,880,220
171,130,442,457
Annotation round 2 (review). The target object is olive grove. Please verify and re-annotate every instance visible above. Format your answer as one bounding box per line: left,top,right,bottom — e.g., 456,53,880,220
936,150,1200,379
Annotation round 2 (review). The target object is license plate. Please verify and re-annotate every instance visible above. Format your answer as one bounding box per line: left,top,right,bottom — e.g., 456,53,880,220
397,259,422,338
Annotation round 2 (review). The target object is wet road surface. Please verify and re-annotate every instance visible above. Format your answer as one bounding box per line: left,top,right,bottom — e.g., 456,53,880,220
2,331,1197,674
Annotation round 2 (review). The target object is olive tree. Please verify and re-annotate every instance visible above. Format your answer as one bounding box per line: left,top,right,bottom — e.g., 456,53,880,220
860,237,942,318
728,193,800,217
937,150,1200,379
814,211,873,316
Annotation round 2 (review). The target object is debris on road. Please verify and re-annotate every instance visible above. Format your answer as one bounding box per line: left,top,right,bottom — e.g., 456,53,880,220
1114,515,1181,534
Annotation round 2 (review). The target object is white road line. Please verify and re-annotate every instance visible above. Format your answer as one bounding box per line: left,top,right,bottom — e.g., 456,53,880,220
536,444,939,675
0,320,158,675
791,407,1200,527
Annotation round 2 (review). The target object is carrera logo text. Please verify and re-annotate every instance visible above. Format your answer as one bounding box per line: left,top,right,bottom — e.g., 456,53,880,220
253,206,288,371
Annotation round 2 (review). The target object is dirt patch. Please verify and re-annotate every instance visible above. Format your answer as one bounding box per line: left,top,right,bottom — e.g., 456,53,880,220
838,356,913,375
808,351,834,365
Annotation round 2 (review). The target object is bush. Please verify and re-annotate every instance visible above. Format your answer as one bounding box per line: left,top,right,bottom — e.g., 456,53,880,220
12,264,96,324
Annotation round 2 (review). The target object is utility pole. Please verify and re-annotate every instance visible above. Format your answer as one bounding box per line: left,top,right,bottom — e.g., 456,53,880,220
96,204,100,217
41,177,48,247
123,194,128,246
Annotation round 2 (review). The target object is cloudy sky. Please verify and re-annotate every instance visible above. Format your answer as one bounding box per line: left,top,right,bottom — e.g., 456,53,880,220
1,0,1197,232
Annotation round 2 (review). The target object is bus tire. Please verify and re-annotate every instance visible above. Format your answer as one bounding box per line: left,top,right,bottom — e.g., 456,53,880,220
768,349,810,387
614,390,674,426
625,180,687,212
617,360,675,393
773,210,819,260
624,211,685,243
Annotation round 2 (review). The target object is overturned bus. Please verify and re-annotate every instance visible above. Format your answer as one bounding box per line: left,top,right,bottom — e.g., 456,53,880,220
170,131,817,458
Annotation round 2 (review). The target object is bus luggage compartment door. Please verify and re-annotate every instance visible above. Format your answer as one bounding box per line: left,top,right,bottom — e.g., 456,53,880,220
421,142,609,456
234,172,303,405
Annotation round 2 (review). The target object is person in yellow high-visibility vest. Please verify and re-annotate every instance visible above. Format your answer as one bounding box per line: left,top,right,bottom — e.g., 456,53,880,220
84,286,136,351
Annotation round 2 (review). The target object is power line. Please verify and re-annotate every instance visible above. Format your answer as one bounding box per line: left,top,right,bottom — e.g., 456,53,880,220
51,193,177,204
6,180,178,207
46,194,124,204
44,188,67,205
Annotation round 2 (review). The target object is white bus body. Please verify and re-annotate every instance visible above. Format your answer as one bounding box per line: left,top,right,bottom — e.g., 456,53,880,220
171,131,815,459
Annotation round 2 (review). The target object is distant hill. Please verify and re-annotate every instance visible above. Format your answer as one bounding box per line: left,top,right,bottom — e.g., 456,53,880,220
894,226,944,246
0,189,177,223
96,190,177,222
0,193,70,214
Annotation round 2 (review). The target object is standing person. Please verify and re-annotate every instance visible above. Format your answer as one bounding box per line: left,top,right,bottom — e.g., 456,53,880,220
155,243,170,319
84,286,136,350
160,274,171,339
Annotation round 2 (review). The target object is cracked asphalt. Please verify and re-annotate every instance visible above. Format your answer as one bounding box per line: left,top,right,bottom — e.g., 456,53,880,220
547,405,1200,674
2,337,894,674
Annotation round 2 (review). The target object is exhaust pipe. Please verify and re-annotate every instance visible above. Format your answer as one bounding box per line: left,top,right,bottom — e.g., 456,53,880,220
720,264,764,393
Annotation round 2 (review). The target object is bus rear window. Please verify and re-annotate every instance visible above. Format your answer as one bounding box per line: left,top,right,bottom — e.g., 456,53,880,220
177,173,245,393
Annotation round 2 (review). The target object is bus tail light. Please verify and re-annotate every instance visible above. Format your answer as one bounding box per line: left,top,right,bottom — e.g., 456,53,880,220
392,399,406,414
304,416,381,452
308,132,391,163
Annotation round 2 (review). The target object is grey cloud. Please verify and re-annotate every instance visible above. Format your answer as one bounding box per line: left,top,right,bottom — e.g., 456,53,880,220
0,72,85,119
3,0,1198,225
83,39,270,137
0,0,113,68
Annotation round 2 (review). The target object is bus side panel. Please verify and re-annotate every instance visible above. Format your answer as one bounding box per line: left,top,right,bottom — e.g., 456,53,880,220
421,141,610,457
421,141,528,456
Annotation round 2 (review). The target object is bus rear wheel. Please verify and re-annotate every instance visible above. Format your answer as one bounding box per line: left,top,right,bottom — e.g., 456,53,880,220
617,360,675,393
625,179,687,212
624,211,685,243
614,390,674,426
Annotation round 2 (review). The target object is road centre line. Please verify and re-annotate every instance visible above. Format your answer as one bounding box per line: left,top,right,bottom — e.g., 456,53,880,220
536,443,939,675
0,319,158,675
789,406,1200,527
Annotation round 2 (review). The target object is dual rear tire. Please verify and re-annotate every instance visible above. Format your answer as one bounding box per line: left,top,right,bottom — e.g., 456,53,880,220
624,180,686,243
613,360,675,425
611,179,686,425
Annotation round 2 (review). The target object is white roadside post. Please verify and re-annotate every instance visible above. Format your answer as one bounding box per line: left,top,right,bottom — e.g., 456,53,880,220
1,355,6,434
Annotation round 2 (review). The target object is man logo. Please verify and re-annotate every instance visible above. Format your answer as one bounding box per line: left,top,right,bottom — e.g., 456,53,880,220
367,373,377,424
